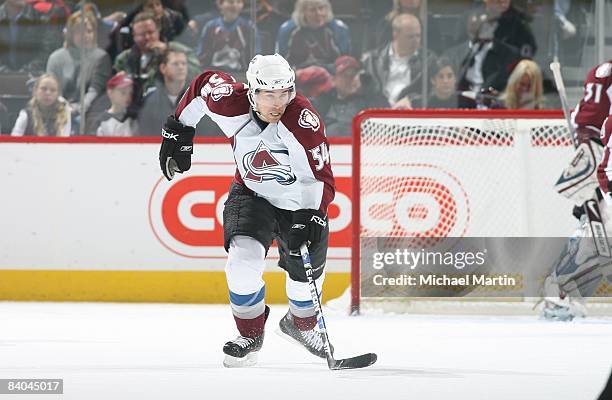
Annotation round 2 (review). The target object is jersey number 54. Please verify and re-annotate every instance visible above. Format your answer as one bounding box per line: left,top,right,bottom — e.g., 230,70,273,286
309,143,330,171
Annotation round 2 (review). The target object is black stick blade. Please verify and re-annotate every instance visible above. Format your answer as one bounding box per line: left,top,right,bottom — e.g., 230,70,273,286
329,353,377,370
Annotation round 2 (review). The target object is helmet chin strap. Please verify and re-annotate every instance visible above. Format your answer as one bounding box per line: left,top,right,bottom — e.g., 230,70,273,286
247,89,257,112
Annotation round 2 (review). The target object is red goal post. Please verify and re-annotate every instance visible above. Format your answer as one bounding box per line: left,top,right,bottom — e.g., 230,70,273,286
350,109,581,314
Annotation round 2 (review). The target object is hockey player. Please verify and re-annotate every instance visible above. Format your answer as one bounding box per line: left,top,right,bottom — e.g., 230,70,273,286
544,60,612,320
158,54,335,367
571,61,612,145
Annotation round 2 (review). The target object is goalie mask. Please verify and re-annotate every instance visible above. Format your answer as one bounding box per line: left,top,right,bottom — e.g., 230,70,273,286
246,54,296,113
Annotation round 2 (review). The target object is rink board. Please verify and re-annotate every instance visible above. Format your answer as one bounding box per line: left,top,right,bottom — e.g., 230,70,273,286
0,138,352,303
0,130,575,302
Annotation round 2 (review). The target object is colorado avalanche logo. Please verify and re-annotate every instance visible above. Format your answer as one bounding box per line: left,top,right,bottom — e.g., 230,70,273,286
243,141,296,185
211,83,233,101
298,109,320,131
595,62,612,78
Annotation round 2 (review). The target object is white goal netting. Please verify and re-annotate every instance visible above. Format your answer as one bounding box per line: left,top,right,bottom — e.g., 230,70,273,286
350,110,612,315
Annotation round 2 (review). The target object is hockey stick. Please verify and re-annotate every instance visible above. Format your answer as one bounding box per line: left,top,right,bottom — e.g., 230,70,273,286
550,61,611,258
550,61,578,147
300,243,377,370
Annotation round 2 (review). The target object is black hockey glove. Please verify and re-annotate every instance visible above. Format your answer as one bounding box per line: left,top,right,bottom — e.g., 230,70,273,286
288,209,327,254
159,115,195,181
572,205,585,220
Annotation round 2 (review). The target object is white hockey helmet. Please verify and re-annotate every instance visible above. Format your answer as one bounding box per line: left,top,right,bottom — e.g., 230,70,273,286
246,53,296,111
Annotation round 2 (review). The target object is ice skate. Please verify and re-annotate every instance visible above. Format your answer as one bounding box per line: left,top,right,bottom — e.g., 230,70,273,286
541,295,587,321
222,334,264,368
277,311,333,358
540,272,588,321
223,305,270,368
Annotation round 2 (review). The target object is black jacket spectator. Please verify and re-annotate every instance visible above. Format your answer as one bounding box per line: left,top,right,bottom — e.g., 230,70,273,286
491,6,536,59
452,4,537,108
450,39,522,108
0,1,46,71
454,4,537,59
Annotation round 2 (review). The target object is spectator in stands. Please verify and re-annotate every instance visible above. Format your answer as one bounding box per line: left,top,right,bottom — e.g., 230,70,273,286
163,0,190,19
114,11,199,113
28,0,71,58
197,0,259,74
71,2,125,53
362,13,433,109
138,46,188,136
276,0,350,69
186,1,220,44
313,55,388,137
94,72,137,137
107,0,186,61
295,65,333,102
411,56,457,109
11,73,71,136
46,7,112,118
375,0,420,42
371,0,437,52
0,0,46,72
499,59,543,110
453,0,537,108
143,0,185,44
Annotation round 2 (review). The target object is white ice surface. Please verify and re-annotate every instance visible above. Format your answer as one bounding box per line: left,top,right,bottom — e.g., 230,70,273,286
0,302,611,400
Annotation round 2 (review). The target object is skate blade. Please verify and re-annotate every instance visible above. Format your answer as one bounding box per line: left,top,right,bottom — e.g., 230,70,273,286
223,351,258,368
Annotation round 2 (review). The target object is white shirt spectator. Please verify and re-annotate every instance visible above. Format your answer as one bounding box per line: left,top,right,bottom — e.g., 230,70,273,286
95,111,137,137
385,45,412,104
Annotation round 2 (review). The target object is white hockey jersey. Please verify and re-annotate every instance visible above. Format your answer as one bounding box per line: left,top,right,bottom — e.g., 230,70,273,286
175,70,335,213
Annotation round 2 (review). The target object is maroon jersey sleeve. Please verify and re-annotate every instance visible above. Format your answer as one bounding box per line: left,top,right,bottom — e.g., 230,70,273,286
572,61,612,142
598,117,612,193
174,70,250,129
278,94,335,213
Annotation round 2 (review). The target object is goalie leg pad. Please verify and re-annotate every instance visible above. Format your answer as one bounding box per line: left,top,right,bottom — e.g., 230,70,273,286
546,224,612,299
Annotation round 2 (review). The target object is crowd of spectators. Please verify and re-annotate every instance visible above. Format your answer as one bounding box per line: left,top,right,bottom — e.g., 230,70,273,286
0,0,591,137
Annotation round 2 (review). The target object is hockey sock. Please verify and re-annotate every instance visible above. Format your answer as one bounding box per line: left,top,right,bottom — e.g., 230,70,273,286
234,305,270,338
292,313,317,331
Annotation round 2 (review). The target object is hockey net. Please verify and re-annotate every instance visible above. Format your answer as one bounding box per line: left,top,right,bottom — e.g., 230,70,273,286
350,109,612,316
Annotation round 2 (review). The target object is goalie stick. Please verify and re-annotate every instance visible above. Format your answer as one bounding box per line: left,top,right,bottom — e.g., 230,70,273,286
550,61,611,258
300,243,377,370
